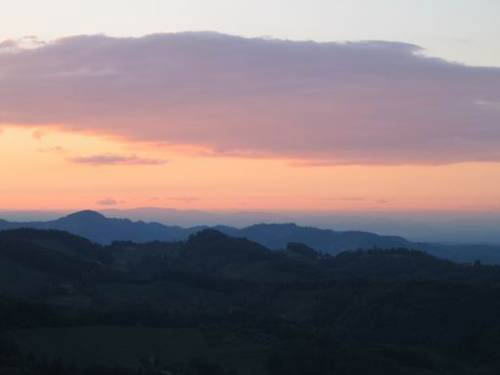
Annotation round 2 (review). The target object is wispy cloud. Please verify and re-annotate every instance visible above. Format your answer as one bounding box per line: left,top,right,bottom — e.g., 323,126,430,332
69,153,168,166
289,160,348,168
38,146,66,154
318,197,392,205
1,32,499,164
320,197,366,202
165,196,200,204
0,36,45,53
96,198,119,206
32,129,45,140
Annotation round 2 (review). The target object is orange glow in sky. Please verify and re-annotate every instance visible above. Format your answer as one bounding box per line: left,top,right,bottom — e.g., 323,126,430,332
1,126,499,212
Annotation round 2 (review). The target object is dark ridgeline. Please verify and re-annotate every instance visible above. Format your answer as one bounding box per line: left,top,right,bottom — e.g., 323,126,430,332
2,210,500,264
0,210,195,244
1,227,500,374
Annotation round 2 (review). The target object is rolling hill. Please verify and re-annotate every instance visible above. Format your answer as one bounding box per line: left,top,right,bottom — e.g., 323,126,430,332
2,228,500,374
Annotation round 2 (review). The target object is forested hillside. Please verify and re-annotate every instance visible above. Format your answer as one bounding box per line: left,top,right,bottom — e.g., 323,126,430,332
1,228,500,374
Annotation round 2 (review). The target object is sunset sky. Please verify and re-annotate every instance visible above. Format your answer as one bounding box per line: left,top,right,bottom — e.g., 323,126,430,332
1,0,500,212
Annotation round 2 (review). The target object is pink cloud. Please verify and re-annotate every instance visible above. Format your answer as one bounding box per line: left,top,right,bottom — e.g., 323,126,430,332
32,129,45,140
1,32,499,164
38,146,66,154
69,153,168,166
165,196,200,204
97,198,119,206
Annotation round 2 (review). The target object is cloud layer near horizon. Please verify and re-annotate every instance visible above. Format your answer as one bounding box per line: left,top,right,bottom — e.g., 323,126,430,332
1,32,499,164
69,153,168,166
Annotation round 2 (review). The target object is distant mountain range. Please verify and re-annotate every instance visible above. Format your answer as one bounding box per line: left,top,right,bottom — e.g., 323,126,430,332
4,208,500,244
0,210,198,244
1,210,500,264
0,210,412,251
101,207,500,244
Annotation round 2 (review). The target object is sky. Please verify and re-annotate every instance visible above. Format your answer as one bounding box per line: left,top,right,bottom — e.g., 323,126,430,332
1,0,500,213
